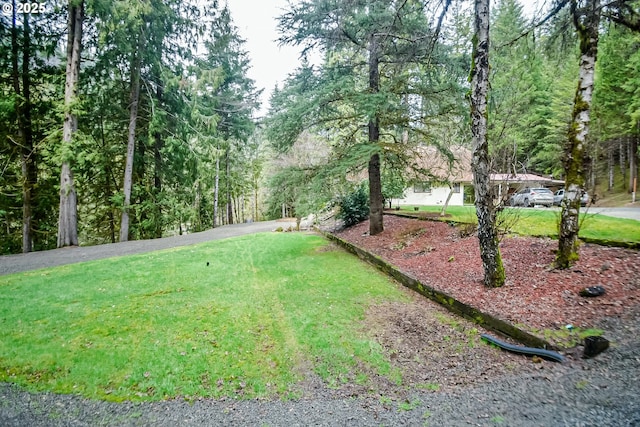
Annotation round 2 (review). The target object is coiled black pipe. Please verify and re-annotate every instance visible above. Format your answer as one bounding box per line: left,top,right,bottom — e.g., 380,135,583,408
481,334,565,362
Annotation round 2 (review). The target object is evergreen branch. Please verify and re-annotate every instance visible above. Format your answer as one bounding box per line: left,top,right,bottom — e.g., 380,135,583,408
499,0,571,48
602,0,640,31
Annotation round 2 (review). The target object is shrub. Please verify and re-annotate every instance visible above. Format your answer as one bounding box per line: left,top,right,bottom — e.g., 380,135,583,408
338,185,370,227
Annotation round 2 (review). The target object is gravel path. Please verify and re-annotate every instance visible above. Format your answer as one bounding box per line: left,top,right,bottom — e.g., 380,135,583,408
1,220,639,426
0,220,296,276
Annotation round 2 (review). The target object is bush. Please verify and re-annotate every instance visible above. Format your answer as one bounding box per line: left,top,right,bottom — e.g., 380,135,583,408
338,185,369,227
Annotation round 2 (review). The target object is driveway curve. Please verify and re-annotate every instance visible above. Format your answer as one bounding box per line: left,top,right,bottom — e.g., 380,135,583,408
586,206,640,221
0,220,296,276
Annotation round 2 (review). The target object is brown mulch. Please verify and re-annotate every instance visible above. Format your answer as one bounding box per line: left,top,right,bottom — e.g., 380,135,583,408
336,215,640,343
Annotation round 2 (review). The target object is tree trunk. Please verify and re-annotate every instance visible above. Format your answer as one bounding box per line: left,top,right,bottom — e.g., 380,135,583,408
226,147,233,225
620,138,626,189
57,1,83,248
120,37,143,242
440,185,454,216
629,136,637,193
194,181,202,232
556,0,600,269
153,85,163,238
253,173,259,222
589,142,597,190
608,142,614,191
368,34,383,236
12,6,36,253
99,108,116,243
470,0,505,287
213,146,220,228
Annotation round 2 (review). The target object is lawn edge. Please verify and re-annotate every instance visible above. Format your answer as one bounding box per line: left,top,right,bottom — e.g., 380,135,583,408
384,210,640,249
318,228,561,352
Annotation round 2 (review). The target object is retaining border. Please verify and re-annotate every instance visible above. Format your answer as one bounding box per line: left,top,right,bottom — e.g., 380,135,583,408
319,229,559,351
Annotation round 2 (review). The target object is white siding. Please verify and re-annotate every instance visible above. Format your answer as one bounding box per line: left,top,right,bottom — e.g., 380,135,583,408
391,183,466,206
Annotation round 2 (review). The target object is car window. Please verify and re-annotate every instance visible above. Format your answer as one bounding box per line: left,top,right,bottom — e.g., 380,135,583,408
533,188,552,194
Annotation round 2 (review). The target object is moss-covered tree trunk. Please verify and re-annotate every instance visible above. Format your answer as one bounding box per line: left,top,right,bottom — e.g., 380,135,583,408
368,33,383,236
58,1,83,248
556,0,601,268
470,0,505,288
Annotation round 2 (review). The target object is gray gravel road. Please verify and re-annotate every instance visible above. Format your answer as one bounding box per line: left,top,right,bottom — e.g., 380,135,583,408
0,220,296,276
1,220,639,426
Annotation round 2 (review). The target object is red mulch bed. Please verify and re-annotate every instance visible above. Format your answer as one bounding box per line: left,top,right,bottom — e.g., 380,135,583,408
335,215,640,343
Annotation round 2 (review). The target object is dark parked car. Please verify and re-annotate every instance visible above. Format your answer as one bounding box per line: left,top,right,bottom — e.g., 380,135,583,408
553,189,589,207
510,187,554,207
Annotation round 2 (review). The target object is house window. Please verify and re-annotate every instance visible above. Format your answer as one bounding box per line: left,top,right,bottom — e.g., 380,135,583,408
414,182,432,193
452,183,461,193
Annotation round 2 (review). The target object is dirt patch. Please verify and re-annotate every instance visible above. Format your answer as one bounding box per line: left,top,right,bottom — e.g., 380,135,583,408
336,215,640,347
362,295,539,393
289,287,544,403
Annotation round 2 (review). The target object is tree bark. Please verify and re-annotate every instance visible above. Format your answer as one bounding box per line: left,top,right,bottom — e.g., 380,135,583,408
120,36,143,242
470,0,505,287
556,0,600,268
226,147,233,225
57,1,83,248
98,109,116,243
213,145,220,228
153,84,163,238
629,136,638,193
12,6,36,253
368,34,383,236
253,171,259,222
608,142,614,191
620,138,626,189
440,185,454,216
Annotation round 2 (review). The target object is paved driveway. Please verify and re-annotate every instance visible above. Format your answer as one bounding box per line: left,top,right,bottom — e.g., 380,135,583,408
585,207,640,221
529,206,640,221
0,220,296,276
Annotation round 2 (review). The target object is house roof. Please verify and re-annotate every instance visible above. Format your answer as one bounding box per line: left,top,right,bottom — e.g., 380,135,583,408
350,145,562,187
406,145,473,184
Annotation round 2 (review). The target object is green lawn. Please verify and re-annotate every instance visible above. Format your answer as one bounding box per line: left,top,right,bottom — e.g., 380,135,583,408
399,205,640,244
0,232,408,402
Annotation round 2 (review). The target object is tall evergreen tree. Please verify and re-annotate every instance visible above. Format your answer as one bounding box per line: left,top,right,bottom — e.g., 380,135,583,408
191,5,259,227
10,6,36,252
277,0,453,235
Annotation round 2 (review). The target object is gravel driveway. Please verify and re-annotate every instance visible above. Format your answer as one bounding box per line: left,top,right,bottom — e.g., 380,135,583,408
0,220,296,276
1,220,639,426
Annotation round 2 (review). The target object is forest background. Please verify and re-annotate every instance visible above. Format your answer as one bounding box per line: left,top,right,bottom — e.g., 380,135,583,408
1,0,639,255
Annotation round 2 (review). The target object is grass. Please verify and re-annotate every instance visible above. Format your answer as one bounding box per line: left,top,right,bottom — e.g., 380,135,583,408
0,232,409,402
398,205,640,244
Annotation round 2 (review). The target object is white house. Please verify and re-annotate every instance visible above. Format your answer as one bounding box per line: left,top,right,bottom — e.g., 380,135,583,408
390,146,473,207
387,145,566,208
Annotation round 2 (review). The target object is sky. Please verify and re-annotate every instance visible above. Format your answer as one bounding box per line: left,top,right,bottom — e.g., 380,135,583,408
224,0,309,118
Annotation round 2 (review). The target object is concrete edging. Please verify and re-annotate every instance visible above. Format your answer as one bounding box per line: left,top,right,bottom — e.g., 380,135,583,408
319,229,559,351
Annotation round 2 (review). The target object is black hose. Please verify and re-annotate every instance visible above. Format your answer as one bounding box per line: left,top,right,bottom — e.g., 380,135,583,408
481,334,565,362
